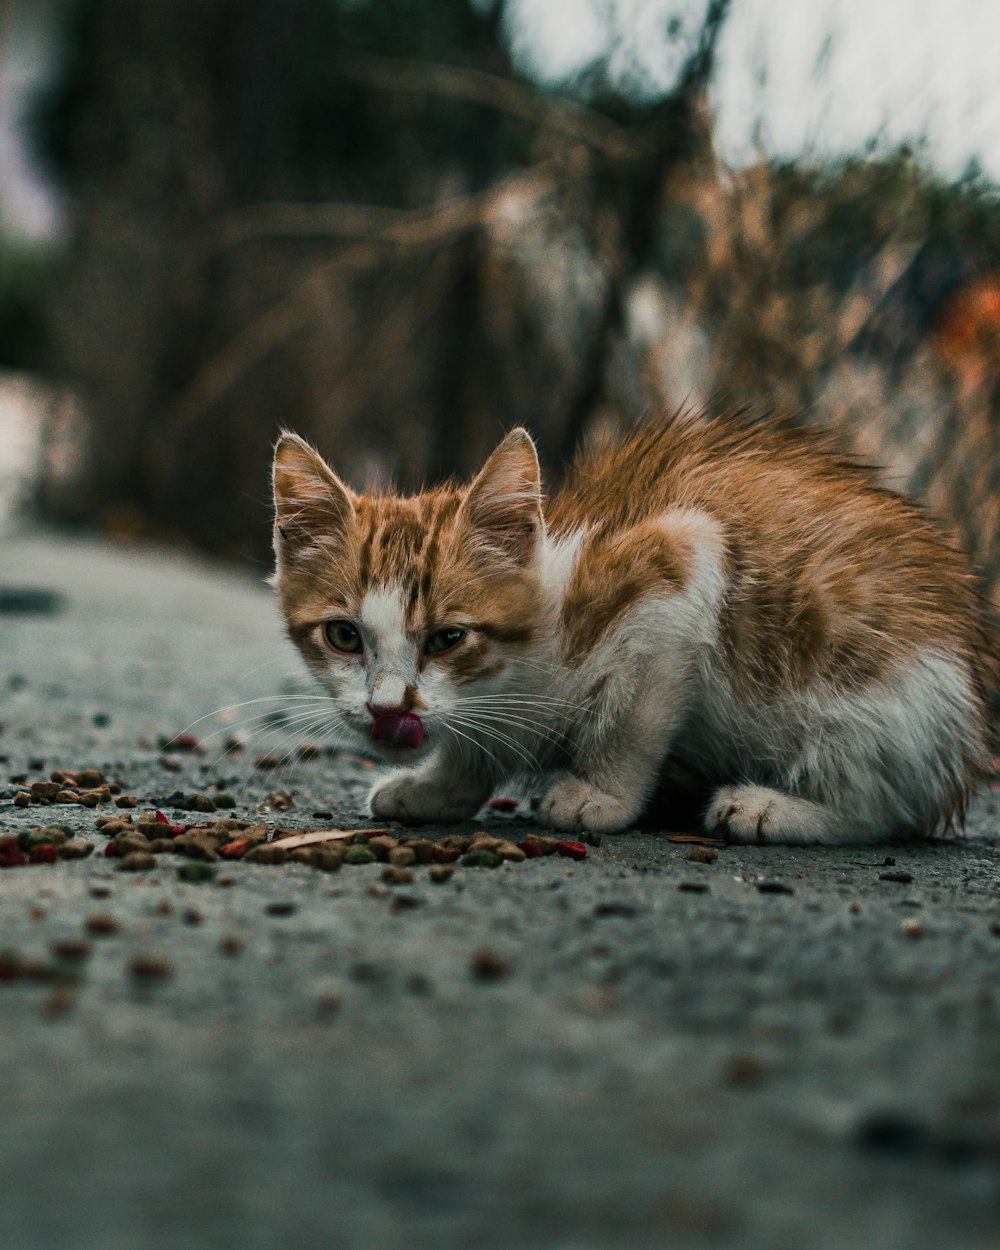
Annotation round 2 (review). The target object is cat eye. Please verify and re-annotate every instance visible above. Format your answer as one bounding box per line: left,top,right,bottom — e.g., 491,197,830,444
324,620,362,654
425,627,466,656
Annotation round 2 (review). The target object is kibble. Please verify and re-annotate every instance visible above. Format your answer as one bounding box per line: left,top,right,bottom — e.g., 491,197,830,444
470,948,511,980
688,845,719,864
429,864,455,884
85,912,122,935
116,851,157,872
344,846,377,866
382,865,415,885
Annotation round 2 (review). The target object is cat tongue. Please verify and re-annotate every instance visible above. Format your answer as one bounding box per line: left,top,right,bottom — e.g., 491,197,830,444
369,712,425,749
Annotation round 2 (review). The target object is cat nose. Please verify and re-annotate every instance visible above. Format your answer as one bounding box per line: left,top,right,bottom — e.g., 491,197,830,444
367,682,416,718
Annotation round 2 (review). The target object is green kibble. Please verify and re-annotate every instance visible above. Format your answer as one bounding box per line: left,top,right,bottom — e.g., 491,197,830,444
213,793,237,809
580,830,603,847
177,861,216,883
460,850,501,869
344,846,377,865
350,833,372,845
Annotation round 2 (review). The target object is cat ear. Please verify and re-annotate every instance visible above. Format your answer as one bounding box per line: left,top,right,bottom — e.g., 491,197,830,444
272,432,355,557
459,428,543,565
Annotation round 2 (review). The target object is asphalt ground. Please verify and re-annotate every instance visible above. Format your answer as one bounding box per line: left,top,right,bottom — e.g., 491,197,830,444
1,528,999,1250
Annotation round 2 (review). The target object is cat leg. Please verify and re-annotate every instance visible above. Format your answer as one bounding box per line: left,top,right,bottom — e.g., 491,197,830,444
538,647,696,834
705,784,855,845
369,755,491,824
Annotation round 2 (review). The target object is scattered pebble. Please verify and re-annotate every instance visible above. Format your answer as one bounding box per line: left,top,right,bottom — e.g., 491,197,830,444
129,953,173,979
470,948,511,980
84,912,122,936
178,862,216,883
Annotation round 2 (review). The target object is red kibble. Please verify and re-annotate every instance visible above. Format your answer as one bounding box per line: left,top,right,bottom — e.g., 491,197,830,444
555,840,588,861
519,836,545,859
220,838,251,860
28,844,58,865
0,840,29,868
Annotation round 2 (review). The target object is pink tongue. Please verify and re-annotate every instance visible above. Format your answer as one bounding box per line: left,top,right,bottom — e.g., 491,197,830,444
369,712,425,749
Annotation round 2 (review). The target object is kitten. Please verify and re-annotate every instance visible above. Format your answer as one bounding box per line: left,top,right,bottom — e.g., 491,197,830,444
271,413,997,845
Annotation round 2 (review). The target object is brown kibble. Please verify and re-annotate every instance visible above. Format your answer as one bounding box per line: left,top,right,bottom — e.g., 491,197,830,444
849,903,862,915
436,835,472,854
469,832,502,852
902,917,924,939
51,939,93,960
74,792,101,808
429,864,455,884
30,781,62,801
172,834,218,862
146,838,177,853
431,845,462,864
366,835,399,860
157,900,174,916
470,948,511,980
116,851,157,872
398,837,434,864
28,905,45,921
129,953,173,979
244,844,289,865
688,845,719,864
317,989,341,1017
220,935,244,956
75,769,106,788
96,813,132,830
494,840,526,863
382,865,415,885
388,846,416,869
14,790,33,807
115,794,139,808
85,912,122,935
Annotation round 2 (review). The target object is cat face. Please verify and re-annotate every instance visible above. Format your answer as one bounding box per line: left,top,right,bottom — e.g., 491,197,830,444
271,429,544,759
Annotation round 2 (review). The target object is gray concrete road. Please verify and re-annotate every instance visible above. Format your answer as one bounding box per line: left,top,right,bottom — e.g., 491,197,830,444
2,528,999,1250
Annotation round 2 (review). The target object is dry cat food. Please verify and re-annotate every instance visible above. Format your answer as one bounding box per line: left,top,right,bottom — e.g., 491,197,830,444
91,813,592,877
10,768,134,811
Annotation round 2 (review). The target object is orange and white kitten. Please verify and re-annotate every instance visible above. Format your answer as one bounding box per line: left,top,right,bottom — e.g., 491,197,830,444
271,414,997,845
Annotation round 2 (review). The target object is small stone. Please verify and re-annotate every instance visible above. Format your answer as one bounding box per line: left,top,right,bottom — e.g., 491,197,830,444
42,985,76,1017
382,865,415,885
688,845,719,864
724,1055,772,1087
344,846,377,865
129,953,173,979
470,948,511,980
178,861,216,883
429,864,455,884
116,851,157,872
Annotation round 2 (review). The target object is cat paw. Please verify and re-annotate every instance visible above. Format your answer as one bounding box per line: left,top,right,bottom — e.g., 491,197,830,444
538,773,637,834
705,784,833,845
369,771,486,825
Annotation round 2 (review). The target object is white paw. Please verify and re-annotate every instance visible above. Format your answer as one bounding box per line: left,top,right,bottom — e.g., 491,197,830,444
538,773,638,834
369,770,485,824
705,784,833,845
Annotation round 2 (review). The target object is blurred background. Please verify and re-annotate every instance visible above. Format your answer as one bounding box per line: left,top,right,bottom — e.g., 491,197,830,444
1,0,999,607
